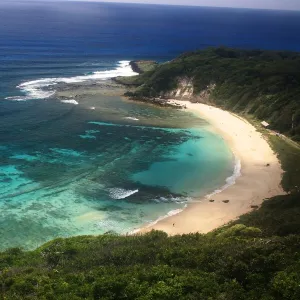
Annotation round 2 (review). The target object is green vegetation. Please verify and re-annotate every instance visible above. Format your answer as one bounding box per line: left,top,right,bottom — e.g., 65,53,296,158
268,135,300,192
0,227,299,300
126,48,300,141
113,75,142,86
1,49,300,299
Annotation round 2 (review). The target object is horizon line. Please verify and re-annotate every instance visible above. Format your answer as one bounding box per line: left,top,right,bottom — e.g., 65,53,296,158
7,0,300,13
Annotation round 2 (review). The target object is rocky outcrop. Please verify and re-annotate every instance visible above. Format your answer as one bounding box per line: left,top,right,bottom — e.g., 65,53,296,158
124,92,185,109
163,77,194,99
160,77,216,104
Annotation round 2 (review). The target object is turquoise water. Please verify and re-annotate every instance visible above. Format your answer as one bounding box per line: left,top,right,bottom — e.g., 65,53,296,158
0,93,234,250
132,128,233,197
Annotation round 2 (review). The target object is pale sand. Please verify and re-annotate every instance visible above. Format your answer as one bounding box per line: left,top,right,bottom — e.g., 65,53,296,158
141,100,285,235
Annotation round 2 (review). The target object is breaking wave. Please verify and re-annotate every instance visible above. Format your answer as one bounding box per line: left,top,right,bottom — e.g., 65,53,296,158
125,117,139,121
108,188,139,200
129,206,187,235
6,61,138,101
206,155,241,198
61,99,79,105
154,196,191,204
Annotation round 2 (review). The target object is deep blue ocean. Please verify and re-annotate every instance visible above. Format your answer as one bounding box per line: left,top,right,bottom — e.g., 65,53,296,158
1,1,300,249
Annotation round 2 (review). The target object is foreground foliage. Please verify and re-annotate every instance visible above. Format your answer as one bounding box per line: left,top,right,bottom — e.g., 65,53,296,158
126,47,300,140
1,226,300,300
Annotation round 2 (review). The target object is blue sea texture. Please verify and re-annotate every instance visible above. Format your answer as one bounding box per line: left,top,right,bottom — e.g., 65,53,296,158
1,1,300,249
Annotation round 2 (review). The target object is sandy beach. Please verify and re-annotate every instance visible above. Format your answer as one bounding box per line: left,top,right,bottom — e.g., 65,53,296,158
141,100,285,235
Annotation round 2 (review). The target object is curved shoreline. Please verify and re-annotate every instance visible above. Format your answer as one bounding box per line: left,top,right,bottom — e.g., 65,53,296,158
140,100,285,235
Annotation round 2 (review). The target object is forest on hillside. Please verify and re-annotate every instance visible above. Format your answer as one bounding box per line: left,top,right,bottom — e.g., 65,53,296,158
124,48,300,141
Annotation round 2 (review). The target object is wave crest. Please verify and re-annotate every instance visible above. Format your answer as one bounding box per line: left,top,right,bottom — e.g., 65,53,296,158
61,99,79,105
129,205,187,235
206,155,241,198
124,117,139,121
108,188,139,200
6,61,138,101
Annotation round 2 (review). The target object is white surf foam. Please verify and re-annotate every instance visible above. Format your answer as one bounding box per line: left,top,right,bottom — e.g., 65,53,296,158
156,196,191,204
108,188,139,200
206,155,241,199
60,99,79,105
145,204,188,228
125,117,139,121
6,61,138,101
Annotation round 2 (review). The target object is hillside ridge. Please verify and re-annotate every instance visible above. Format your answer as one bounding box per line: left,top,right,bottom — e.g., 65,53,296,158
124,48,300,141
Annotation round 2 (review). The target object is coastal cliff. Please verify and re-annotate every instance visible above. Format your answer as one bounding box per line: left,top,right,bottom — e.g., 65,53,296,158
125,48,300,141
